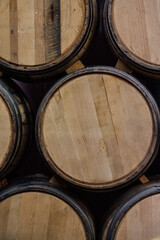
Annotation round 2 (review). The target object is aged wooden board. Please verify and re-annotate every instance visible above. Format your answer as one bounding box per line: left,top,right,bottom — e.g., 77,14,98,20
103,0,160,78
0,0,97,80
36,67,160,190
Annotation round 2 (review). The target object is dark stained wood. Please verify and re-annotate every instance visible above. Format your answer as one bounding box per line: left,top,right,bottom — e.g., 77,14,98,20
44,0,61,61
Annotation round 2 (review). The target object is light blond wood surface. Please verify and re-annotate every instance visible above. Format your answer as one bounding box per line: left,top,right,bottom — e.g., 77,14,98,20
112,0,160,65
0,0,85,65
60,0,85,54
0,95,12,167
0,192,86,240
116,194,160,240
41,73,153,187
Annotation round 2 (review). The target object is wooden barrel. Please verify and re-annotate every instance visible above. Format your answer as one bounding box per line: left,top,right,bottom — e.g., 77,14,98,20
0,0,97,81
103,0,160,79
101,180,160,240
0,77,32,179
0,177,95,239
36,66,160,191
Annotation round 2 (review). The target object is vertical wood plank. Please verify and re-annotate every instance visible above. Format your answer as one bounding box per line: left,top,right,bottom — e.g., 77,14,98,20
0,0,10,61
61,0,85,54
32,194,51,240
6,195,22,239
44,0,61,62
63,77,113,182
9,0,18,63
34,0,46,65
88,75,124,180
16,193,37,239
143,0,160,64
17,0,35,65
0,198,10,239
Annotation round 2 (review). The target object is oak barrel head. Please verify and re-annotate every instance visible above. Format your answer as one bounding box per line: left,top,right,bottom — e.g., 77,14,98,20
0,0,97,81
36,67,160,191
0,90,13,170
101,180,160,240
0,177,95,240
103,0,160,79
0,77,32,179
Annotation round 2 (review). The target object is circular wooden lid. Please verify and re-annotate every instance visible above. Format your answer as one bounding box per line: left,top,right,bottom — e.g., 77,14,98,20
0,192,86,239
115,194,160,240
0,0,96,78
0,94,12,168
104,0,160,77
101,181,160,240
37,67,159,190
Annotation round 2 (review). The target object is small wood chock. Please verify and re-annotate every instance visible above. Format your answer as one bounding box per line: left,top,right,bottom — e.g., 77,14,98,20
0,178,8,189
139,175,150,184
66,60,85,74
49,176,67,188
116,59,133,74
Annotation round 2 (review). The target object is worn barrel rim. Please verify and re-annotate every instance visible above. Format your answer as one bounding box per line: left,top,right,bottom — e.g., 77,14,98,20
36,66,160,190
0,79,20,177
0,178,95,240
101,180,160,239
0,0,97,80
0,78,33,179
103,0,160,78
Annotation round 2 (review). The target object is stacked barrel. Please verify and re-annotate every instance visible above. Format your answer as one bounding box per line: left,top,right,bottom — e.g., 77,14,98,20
0,0,160,239
100,1,160,239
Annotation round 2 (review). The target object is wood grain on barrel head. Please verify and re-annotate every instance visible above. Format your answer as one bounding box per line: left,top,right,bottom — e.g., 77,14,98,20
0,0,85,65
112,0,160,65
0,95,12,167
115,194,160,240
41,73,153,187
0,192,86,240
